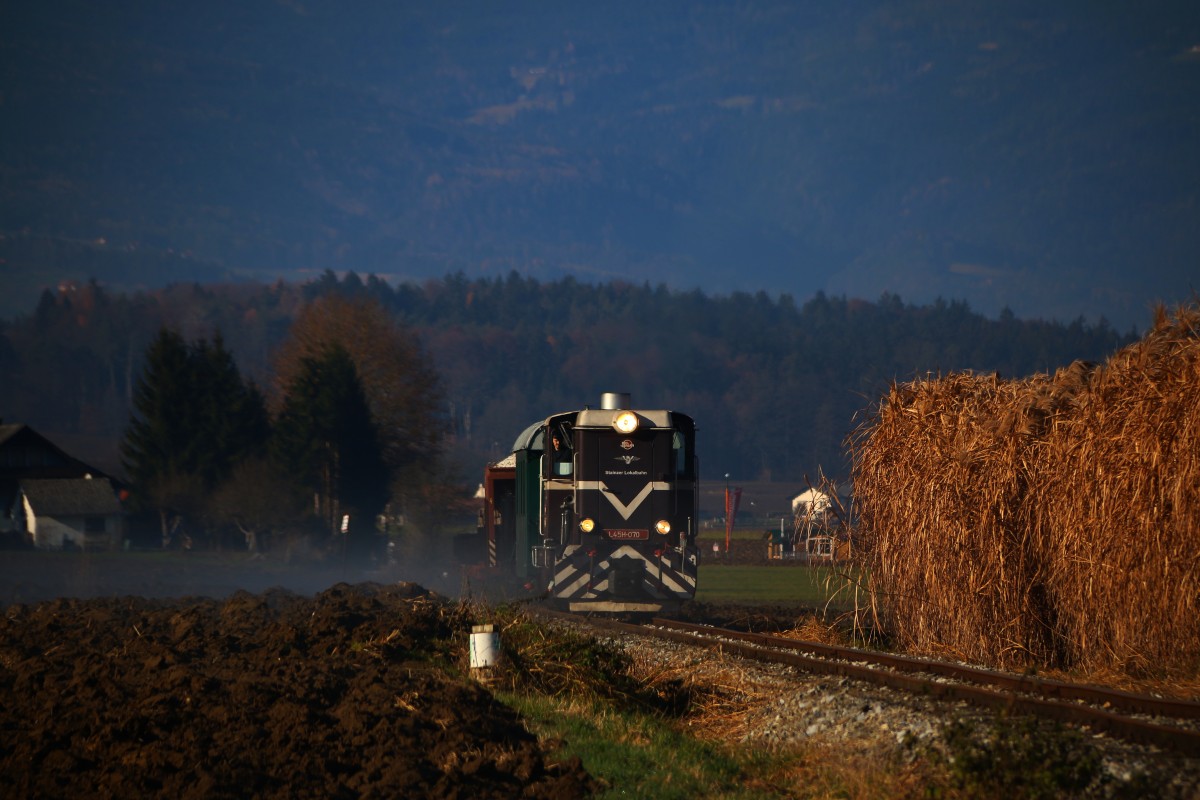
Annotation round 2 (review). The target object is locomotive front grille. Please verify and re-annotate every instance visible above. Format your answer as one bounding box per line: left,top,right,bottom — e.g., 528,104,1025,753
608,555,645,597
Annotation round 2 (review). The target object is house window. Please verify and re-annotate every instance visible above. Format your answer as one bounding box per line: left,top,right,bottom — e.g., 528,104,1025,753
84,516,106,534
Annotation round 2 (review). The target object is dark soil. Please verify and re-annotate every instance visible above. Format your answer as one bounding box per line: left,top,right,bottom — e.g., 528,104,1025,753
0,582,596,799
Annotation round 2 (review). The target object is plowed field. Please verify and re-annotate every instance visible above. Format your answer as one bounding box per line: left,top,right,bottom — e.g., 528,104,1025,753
0,580,594,799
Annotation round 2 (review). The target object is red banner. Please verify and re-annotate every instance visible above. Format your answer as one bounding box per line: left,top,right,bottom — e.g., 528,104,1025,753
724,487,743,553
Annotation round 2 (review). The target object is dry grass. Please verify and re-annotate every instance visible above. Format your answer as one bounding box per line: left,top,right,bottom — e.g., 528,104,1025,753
850,303,1200,678
849,370,1081,669
776,614,854,647
1034,305,1200,676
767,742,933,800
623,641,778,740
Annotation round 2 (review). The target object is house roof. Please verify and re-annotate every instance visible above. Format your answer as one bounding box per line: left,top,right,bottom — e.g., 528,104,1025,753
20,477,121,516
0,423,30,448
1,424,104,475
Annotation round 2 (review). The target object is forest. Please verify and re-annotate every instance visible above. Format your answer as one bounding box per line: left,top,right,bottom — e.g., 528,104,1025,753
0,271,1134,491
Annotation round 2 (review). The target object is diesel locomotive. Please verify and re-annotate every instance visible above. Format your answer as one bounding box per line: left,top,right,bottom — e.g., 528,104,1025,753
463,393,699,613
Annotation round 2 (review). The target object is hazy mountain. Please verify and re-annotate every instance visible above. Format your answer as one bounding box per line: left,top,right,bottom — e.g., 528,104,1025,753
3,1,1198,330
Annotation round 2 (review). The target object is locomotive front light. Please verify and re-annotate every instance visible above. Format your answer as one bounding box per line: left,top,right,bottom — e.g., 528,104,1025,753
655,519,671,535
613,411,639,434
579,518,595,533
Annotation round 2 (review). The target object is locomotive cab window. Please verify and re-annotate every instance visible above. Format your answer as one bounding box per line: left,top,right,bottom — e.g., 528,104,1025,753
546,422,573,477
673,429,695,478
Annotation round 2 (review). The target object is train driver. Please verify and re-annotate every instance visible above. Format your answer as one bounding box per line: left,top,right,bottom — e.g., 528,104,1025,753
550,428,573,476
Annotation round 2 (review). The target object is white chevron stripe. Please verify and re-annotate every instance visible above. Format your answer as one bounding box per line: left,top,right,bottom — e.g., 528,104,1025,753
576,481,670,520
651,569,688,595
550,544,699,599
557,566,596,597
652,553,696,594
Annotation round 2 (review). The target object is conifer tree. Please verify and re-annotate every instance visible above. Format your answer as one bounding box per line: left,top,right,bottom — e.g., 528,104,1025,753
121,329,194,486
193,334,271,486
121,327,270,543
271,344,389,558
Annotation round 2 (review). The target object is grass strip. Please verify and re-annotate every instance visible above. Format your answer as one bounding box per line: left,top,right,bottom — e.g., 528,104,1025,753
500,692,786,799
695,564,858,607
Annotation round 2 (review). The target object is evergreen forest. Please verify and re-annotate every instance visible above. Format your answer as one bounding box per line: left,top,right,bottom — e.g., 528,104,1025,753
0,271,1135,491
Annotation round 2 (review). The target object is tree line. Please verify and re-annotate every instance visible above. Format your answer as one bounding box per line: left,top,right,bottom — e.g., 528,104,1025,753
0,271,1136,547
338,270,1134,481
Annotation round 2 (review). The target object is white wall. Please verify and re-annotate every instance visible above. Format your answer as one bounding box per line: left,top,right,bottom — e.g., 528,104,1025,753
23,497,122,549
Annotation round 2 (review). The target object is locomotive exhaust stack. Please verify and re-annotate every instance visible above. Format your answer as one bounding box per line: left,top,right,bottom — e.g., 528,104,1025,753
599,392,631,410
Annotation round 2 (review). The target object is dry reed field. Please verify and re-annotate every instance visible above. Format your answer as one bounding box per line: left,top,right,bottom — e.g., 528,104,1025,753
850,303,1200,679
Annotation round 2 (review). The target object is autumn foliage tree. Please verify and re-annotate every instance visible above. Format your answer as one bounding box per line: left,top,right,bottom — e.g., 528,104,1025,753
271,295,445,513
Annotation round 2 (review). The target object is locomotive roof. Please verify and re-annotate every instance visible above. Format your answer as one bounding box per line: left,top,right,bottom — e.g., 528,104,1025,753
509,407,691,452
511,420,545,452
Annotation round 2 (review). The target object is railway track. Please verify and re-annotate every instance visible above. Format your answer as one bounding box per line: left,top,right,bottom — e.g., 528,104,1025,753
540,609,1200,757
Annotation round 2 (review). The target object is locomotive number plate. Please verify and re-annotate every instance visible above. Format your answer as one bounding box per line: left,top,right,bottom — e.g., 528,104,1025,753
607,529,649,540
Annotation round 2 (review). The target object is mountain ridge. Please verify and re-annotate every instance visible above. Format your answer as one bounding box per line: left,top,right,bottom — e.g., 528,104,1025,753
2,0,1198,329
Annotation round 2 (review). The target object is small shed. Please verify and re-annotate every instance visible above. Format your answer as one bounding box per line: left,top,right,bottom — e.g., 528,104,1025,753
16,476,125,550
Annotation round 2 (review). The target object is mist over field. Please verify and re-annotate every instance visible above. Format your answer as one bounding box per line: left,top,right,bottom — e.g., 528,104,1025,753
0,550,466,607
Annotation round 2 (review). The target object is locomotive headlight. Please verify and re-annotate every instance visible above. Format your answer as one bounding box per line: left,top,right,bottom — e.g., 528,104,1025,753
579,518,595,533
655,519,671,535
613,411,639,434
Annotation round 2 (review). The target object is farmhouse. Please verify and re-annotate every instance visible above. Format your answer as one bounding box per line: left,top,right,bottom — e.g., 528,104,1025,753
16,477,125,549
0,422,125,549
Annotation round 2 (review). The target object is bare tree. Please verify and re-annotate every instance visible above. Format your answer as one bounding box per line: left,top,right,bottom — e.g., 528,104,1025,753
209,457,307,553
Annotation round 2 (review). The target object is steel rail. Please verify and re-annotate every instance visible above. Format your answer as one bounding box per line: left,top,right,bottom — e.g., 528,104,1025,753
653,618,1200,721
540,609,1200,757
